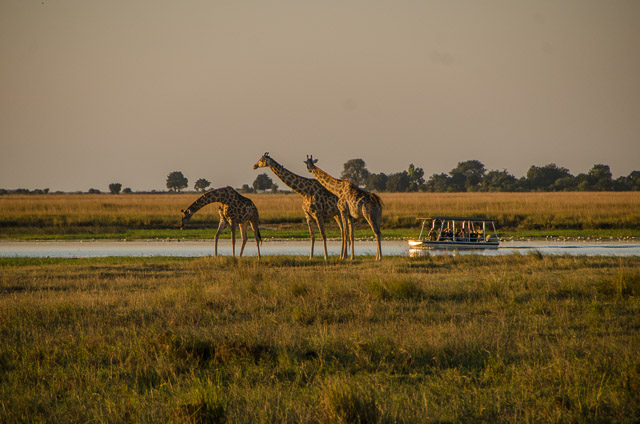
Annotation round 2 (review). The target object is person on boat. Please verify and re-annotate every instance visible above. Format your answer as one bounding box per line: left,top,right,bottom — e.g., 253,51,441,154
428,228,437,241
456,229,466,241
443,226,453,241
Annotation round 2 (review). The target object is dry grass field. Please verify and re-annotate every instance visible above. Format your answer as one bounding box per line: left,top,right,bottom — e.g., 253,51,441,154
1,254,639,422
1,191,639,239
382,191,640,229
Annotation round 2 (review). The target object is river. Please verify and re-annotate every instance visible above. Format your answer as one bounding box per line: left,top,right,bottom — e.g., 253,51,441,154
1,240,639,258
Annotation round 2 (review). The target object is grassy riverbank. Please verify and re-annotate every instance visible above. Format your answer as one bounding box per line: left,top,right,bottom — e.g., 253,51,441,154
1,192,640,240
1,255,639,422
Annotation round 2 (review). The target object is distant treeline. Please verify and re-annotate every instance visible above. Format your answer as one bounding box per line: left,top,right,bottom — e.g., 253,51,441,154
341,159,640,192
0,188,167,195
3,160,639,195
0,188,53,195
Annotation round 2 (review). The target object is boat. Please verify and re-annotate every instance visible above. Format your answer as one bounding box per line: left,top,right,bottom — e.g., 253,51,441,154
408,217,499,250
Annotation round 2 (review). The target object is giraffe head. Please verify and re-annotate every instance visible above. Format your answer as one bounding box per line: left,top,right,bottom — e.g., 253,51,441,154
180,208,193,230
304,155,318,173
253,152,273,170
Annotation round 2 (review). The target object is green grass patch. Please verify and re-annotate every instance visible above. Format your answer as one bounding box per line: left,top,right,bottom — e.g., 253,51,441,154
1,255,640,422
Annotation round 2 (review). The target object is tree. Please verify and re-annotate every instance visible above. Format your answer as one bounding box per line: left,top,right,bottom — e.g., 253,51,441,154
588,164,612,181
628,171,640,190
386,171,411,192
253,173,274,191
525,164,571,191
449,160,486,191
194,178,211,192
587,164,614,191
122,187,133,194
480,170,518,192
239,184,256,194
108,183,122,194
424,173,452,192
550,176,578,191
166,171,188,192
574,173,591,191
365,173,388,192
341,158,370,187
407,164,425,191
618,170,640,191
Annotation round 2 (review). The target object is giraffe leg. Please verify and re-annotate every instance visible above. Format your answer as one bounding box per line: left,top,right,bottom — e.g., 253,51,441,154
230,222,236,257
334,214,344,260
364,213,383,261
348,216,355,260
339,212,348,260
305,215,315,259
375,211,383,261
213,219,227,256
335,214,350,259
344,215,353,260
338,206,351,260
249,219,261,260
239,222,248,257
315,216,328,261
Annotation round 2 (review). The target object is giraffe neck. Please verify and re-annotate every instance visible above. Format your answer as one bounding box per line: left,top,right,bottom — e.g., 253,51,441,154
186,188,231,215
308,165,346,196
268,159,314,196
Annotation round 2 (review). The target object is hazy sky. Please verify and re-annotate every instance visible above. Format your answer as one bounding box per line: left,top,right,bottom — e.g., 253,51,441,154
1,0,639,191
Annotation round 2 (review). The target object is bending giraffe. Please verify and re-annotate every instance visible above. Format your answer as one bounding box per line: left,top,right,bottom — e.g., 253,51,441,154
180,186,262,259
304,155,382,260
253,152,344,260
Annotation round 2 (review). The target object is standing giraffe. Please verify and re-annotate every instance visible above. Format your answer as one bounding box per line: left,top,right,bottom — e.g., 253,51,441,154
304,155,382,260
253,152,343,260
180,186,262,259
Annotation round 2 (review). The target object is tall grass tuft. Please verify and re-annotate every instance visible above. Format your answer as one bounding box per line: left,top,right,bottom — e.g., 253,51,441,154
322,376,382,424
177,380,227,424
368,276,424,301
596,269,640,298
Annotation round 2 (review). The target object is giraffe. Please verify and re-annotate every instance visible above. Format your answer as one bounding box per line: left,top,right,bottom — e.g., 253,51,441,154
253,152,343,260
180,186,262,259
304,155,383,260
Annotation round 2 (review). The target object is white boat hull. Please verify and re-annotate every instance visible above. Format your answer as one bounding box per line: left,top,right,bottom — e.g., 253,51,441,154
408,239,499,250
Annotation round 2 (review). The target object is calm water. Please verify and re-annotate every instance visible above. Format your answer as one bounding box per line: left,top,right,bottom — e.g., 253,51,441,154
1,240,639,258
